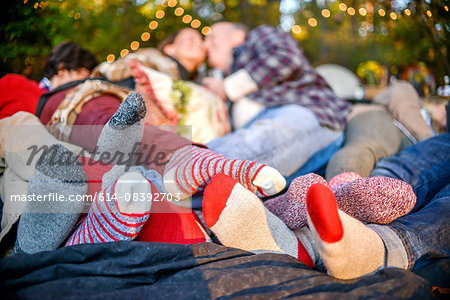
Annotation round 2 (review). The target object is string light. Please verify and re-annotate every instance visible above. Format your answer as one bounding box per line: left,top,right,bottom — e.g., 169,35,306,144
390,12,397,20
106,54,115,63
182,15,192,23
149,20,158,30
404,9,411,16
359,8,367,16
141,32,150,41
168,0,177,7
174,7,184,16
308,18,317,27
291,25,301,34
321,9,330,18
156,10,165,19
74,12,80,20
120,49,129,57
426,10,432,17
191,19,201,28
378,9,386,17
347,7,356,16
445,6,449,12
339,3,347,11
201,26,212,35
130,41,140,51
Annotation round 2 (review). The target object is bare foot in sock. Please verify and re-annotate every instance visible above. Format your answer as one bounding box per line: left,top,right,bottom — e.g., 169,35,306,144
163,146,286,200
65,171,152,245
330,172,416,224
306,183,386,279
95,91,146,165
14,144,88,254
264,173,327,229
203,174,314,268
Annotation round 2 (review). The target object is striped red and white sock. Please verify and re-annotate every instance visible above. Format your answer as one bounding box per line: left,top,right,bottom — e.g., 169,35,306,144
163,146,286,200
202,174,315,268
306,183,385,279
331,174,416,224
136,200,210,244
65,172,152,246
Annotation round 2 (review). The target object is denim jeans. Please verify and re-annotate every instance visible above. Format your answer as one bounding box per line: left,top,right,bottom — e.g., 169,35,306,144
207,105,342,177
369,133,450,270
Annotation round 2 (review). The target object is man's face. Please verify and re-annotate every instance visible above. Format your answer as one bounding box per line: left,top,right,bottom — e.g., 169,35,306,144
204,24,235,72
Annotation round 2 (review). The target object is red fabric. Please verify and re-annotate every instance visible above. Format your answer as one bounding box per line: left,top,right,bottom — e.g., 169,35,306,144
306,183,343,243
0,74,42,119
136,200,208,244
202,174,236,228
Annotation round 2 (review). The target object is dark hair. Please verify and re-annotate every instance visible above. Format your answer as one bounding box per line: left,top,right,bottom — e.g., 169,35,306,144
157,30,183,54
43,42,98,79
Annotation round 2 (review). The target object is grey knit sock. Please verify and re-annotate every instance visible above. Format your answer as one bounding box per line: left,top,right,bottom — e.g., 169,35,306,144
13,144,88,254
95,92,146,166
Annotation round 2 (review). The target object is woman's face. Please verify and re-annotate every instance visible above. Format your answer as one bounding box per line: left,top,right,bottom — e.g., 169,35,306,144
165,28,206,69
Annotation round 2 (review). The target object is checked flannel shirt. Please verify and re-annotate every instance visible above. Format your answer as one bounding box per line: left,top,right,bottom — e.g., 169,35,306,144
224,25,352,131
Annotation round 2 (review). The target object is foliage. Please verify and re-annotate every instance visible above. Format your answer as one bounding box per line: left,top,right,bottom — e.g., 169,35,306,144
1,0,448,88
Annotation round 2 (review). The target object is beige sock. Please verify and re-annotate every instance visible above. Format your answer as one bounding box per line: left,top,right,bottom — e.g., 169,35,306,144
306,183,385,279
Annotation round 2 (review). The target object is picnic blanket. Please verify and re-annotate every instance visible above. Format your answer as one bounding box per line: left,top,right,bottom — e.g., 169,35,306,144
1,241,442,299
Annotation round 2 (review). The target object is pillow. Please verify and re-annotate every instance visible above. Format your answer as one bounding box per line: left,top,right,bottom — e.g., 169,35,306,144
139,66,231,144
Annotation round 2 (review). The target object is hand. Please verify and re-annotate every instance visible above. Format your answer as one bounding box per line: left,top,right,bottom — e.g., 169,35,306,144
202,77,227,101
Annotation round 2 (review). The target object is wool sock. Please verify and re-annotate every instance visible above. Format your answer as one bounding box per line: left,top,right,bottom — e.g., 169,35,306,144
163,145,286,200
203,174,314,268
14,144,88,254
137,200,210,244
328,172,362,190
65,171,152,245
306,183,385,279
95,91,146,165
264,173,327,230
331,175,416,224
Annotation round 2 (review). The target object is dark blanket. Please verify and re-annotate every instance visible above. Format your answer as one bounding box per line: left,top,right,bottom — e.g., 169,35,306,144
0,241,436,299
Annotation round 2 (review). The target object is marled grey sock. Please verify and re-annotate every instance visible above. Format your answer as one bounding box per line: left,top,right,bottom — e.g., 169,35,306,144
95,92,146,166
14,144,87,254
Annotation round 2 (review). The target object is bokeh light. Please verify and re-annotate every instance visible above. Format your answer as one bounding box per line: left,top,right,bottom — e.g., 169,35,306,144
321,9,330,18
308,18,317,27
106,54,115,63
149,21,158,30
182,15,192,23
291,25,301,34
120,49,129,57
174,7,184,16
155,10,165,19
130,41,139,51
201,26,212,35
339,3,347,11
191,19,201,28
141,32,150,41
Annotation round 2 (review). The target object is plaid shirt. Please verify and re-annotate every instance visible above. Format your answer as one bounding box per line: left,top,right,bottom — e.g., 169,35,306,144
232,25,351,130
